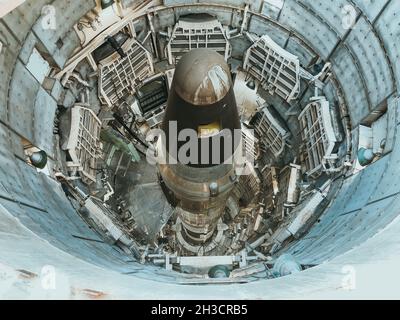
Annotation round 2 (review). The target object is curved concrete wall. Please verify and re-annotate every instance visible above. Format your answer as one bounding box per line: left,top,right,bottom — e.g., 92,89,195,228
0,0,400,298
0,0,153,275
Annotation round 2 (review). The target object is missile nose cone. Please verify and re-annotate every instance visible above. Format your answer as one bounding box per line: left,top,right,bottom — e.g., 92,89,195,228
173,49,232,105
161,48,241,168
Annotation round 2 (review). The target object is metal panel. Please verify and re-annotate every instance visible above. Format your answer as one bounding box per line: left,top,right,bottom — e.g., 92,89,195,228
247,16,289,47
174,6,233,26
33,88,56,156
374,0,400,90
300,0,352,38
19,32,38,65
369,126,400,202
278,0,339,58
261,0,284,20
285,36,315,67
352,0,389,22
0,0,53,42
8,61,40,142
298,196,395,264
0,129,44,210
25,48,50,84
330,44,370,126
0,23,20,119
345,16,393,109
384,97,400,154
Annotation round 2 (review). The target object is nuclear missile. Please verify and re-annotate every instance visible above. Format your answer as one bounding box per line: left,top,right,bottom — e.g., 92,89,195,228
158,49,241,250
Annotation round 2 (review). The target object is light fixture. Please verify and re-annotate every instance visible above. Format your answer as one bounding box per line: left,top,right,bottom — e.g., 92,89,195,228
29,150,48,169
246,79,256,90
101,0,114,10
357,147,375,166
208,265,230,278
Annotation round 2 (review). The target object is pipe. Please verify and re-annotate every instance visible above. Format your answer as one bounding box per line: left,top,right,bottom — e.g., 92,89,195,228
61,71,91,88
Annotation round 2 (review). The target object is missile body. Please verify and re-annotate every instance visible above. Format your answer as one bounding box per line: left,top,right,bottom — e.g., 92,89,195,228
158,49,241,249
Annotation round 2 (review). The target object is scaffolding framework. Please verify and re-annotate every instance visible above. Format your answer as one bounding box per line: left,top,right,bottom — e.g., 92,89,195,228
252,106,289,158
65,105,103,184
298,97,338,178
241,124,259,161
99,38,154,107
167,16,231,65
243,35,300,102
